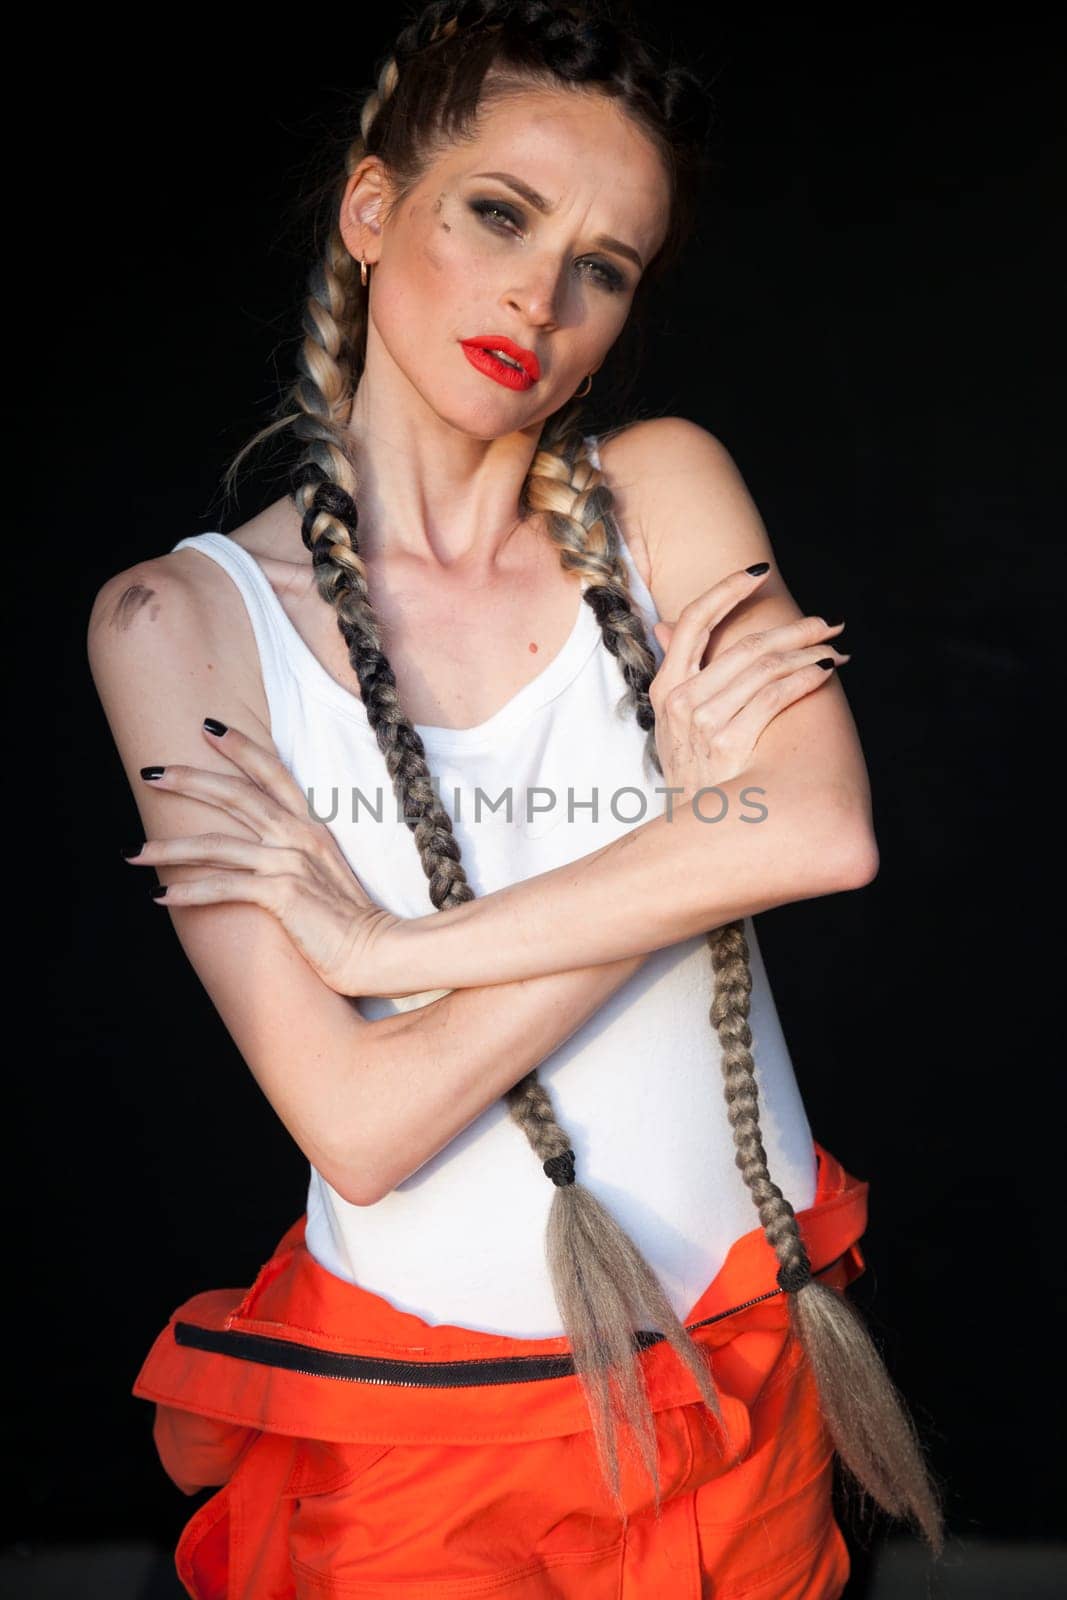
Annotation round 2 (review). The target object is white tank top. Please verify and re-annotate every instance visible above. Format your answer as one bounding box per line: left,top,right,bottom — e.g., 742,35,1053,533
171,436,816,1337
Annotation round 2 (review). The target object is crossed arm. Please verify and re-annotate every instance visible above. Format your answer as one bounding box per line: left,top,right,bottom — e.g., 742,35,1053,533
354,418,877,997
89,420,875,1204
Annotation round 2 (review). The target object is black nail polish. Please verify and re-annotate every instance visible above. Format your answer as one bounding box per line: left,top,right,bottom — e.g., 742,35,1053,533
817,658,836,670
203,718,228,736
823,618,844,628
120,844,143,859
150,884,168,899
141,766,165,780
746,561,770,576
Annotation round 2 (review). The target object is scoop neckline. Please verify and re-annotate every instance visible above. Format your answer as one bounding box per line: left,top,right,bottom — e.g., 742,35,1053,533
188,532,602,752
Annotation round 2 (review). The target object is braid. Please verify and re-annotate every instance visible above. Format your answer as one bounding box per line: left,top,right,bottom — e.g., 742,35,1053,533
222,0,945,1557
712,924,815,1290
524,439,660,752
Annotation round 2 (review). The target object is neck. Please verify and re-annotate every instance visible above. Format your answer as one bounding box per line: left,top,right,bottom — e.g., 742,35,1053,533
342,344,551,582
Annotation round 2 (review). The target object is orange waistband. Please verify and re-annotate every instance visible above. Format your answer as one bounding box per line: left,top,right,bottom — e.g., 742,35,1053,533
132,1139,868,1446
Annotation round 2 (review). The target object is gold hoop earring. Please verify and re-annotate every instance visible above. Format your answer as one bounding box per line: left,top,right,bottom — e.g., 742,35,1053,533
360,256,369,288
574,373,593,398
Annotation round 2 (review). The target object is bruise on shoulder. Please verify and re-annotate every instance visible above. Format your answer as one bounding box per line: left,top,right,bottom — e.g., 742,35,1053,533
108,580,160,630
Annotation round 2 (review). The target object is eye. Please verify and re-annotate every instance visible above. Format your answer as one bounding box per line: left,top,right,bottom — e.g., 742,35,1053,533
470,199,522,232
467,199,628,294
581,259,626,292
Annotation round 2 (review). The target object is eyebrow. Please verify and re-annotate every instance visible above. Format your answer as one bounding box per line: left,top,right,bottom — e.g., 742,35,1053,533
472,170,645,272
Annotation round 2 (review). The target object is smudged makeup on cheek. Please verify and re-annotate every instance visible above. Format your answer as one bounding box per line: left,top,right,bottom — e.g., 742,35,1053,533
433,192,452,232
416,189,466,274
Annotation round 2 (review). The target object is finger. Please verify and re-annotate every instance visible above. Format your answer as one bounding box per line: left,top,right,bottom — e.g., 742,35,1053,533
149,869,287,911
141,764,283,834
690,630,851,708
729,614,846,661
688,642,851,727
126,832,306,875
715,655,851,753
200,719,311,821
654,564,773,699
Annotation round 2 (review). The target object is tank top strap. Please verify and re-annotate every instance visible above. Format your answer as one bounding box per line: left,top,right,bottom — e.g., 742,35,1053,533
170,531,296,762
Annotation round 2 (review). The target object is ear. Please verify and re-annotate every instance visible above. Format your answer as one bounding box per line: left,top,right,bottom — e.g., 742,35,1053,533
339,157,390,267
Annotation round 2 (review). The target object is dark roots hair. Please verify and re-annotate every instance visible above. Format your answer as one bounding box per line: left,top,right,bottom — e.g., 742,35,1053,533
221,0,944,1553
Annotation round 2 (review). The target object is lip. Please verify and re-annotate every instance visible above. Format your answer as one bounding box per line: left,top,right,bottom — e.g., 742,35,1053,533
459,334,541,388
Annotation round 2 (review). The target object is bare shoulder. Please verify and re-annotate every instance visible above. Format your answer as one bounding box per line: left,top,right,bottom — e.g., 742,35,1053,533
596,416,802,642
89,543,236,652
593,418,748,596
86,543,277,883
589,421,660,591
87,545,268,737
89,549,194,651
88,552,197,695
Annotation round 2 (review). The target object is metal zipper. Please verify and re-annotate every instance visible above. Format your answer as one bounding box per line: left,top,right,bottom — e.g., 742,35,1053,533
173,1254,845,1390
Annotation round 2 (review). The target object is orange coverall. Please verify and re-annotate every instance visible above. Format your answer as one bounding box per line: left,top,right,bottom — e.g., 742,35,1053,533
132,1138,869,1597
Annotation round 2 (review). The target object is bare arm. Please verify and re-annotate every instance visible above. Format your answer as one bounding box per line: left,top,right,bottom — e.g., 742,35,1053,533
372,763,872,994
360,951,648,1199
88,557,647,1207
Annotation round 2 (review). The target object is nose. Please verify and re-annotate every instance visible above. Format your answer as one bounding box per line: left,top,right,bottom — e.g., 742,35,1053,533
501,253,564,331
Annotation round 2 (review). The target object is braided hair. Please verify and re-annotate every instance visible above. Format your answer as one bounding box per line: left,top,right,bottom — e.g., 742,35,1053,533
222,0,944,1551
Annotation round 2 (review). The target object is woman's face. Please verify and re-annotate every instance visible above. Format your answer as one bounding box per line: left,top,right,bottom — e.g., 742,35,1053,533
342,85,671,438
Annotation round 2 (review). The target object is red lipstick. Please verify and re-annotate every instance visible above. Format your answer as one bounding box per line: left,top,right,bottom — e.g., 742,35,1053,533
459,334,541,390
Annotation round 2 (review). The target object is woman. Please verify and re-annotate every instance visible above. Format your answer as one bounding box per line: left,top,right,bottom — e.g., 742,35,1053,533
88,2,944,1594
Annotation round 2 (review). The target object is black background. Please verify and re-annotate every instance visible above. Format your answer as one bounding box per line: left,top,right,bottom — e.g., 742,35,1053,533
11,7,1062,1587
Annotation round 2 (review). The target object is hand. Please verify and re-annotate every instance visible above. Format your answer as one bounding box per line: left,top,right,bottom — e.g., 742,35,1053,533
127,720,402,996
648,565,850,796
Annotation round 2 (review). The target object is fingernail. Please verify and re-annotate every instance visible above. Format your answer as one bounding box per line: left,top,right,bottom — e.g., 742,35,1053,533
120,843,143,859
817,658,836,670
823,617,844,628
746,561,770,576
150,884,168,899
140,766,165,780
203,718,228,736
